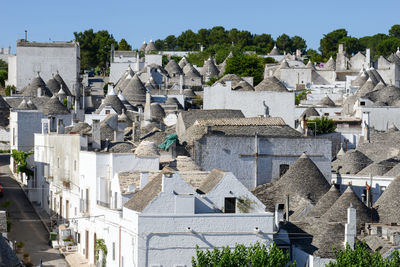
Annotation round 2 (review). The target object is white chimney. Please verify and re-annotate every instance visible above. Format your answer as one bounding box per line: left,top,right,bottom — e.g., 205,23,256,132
144,91,151,121
179,74,183,94
345,204,356,248
362,111,370,143
139,172,149,189
365,48,371,69
37,86,42,97
57,119,64,134
92,119,101,150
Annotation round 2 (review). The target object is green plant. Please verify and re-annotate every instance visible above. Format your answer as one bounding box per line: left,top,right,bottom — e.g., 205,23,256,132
11,150,34,176
193,95,203,107
192,242,295,267
16,241,24,248
5,85,16,96
237,196,256,213
307,116,336,135
95,238,108,267
295,90,311,105
0,149,10,153
327,241,400,267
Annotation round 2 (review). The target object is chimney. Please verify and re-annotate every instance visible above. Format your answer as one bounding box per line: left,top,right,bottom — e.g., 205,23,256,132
57,119,64,134
132,121,140,142
139,172,149,189
274,203,285,230
113,130,123,142
345,204,356,248
362,112,370,143
296,49,301,59
136,52,140,71
24,30,27,42
144,91,151,121
92,119,101,150
37,86,42,97
365,48,371,69
179,74,183,94
338,43,344,54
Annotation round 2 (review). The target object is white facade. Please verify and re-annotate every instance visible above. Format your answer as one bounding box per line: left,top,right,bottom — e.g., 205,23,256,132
204,82,295,127
8,41,80,90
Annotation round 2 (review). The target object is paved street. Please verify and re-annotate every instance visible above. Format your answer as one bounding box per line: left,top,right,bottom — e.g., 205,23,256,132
0,155,68,267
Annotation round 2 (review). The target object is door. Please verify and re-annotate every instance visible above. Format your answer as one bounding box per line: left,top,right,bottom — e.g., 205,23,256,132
66,200,69,220
85,230,89,259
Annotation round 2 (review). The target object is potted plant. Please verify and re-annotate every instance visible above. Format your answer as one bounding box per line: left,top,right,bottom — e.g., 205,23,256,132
23,253,30,263
16,241,24,253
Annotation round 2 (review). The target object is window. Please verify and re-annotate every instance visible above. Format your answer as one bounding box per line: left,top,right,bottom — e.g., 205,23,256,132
74,160,77,171
224,197,236,213
105,110,110,114
360,101,365,106
279,164,290,177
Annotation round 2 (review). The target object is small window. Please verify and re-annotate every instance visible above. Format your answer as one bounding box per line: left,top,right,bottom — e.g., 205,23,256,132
279,164,290,177
74,160,77,171
224,197,236,213
106,110,110,114
324,113,329,116
360,101,365,106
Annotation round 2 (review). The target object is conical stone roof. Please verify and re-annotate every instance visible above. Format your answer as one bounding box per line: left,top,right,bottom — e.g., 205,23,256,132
269,45,280,56
279,59,289,69
42,95,70,115
96,86,126,115
356,78,376,97
300,107,319,119
356,159,394,176
139,41,147,52
16,99,30,110
253,153,330,212
134,141,160,157
374,176,400,223
23,74,53,97
178,57,188,69
200,57,220,78
373,81,386,91
307,184,340,218
365,85,400,106
145,40,157,53
306,60,316,70
54,72,71,96
388,53,400,66
322,186,372,226
165,59,183,76
317,95,336,107
122,74,147,104
150,103,166,121
183,63,201,78
351,70,369,87
324,57,336,71
255,76,288,92
46,76,61,95
332,150,372,174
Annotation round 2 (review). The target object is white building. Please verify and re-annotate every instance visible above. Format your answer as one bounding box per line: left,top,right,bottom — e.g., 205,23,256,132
7,40,80,91
204,79,295,127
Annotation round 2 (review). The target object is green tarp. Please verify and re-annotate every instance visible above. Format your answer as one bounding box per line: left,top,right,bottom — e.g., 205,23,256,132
158,133,178,151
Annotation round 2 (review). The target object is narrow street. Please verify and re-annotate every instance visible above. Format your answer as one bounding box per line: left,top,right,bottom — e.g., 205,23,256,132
0,154,68,267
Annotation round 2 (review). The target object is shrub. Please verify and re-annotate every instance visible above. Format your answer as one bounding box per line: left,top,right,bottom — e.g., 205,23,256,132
307,116,336,134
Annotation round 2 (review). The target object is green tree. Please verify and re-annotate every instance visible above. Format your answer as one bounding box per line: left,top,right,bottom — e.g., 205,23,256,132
376,37,400,57
117,38,131,51
176,30,199,50
306,49,324,63
319,29,348,57
389,24,400,38
74,29,117,71
359,33,389,60
11,150,34,177
276,34,292,53
225,54,264,85
327,242,400,267
0,70,7,87
339,36,365,56
291,35,307,53
307,116,336,135
165,35,177,50
192,242,294,267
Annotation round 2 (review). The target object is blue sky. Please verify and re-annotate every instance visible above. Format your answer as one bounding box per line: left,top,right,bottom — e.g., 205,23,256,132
1,0,399,53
